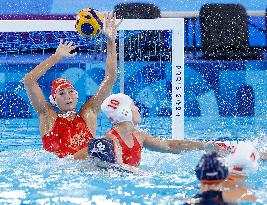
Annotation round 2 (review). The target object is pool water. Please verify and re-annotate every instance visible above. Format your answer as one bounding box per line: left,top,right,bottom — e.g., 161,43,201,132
0,116,267,204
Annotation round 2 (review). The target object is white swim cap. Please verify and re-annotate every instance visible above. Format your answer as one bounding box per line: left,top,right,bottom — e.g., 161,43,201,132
225,141,259,176
101,93,133,124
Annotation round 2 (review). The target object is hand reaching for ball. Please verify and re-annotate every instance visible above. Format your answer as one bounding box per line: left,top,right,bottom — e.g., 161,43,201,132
101,12,122,42
54,39,77,59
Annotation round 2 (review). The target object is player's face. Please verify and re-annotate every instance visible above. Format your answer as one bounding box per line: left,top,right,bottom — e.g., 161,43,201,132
55,88,78,112
131,103,141,125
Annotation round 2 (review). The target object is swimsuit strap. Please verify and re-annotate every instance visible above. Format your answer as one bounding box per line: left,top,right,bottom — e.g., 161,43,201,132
110,128,137,148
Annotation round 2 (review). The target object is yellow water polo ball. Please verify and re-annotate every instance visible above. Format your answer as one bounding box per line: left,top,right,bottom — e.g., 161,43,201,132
75,8,104,37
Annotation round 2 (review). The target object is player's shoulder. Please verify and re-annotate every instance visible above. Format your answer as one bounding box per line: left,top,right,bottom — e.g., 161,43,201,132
133,128,150,140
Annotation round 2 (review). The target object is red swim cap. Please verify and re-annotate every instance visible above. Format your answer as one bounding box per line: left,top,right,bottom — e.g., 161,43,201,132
51,78,75,100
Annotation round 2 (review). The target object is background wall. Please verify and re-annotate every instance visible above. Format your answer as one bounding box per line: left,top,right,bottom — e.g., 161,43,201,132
1,58,267,118
0,0,265,15
0,0,266,119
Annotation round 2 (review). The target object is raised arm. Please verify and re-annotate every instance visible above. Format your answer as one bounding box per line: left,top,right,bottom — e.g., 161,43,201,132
223,187,257,203
80,13,121,116
24,40,76,114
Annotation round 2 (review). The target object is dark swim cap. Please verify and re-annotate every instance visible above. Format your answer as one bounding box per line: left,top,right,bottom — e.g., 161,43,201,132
195,152,228,183
88,138,116,163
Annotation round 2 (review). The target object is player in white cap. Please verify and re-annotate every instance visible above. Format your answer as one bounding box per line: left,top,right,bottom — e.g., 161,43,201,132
224,141,259,187
75,93,223,166
180,151,256,204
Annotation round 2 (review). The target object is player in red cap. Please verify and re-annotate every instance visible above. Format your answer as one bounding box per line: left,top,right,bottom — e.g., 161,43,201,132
24,12,121,158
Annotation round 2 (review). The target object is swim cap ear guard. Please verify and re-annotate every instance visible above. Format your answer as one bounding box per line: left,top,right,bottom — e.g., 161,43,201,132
49,95,57,106
101,93,133,124
225,141,259,176
195,152,228,184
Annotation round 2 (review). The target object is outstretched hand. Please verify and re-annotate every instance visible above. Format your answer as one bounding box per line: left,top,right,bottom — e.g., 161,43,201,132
204,141,229,156
101,12,122,41
55,39,77,59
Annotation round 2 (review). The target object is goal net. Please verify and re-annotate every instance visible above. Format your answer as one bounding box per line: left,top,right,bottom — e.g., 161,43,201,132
0,18,184,140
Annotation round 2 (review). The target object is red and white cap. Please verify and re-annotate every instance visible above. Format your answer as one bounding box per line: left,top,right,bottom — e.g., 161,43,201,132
49,78,75,105
225,141,259,176
101,93,133,124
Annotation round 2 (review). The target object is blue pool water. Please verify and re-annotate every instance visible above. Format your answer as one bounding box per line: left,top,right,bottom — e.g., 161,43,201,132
0,1,265,203
0,116,267,204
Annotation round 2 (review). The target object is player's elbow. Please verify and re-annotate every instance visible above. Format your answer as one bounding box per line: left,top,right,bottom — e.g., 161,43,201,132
23,73,35,87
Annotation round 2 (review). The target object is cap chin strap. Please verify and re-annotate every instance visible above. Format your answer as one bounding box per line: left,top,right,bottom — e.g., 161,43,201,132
58,111,77,118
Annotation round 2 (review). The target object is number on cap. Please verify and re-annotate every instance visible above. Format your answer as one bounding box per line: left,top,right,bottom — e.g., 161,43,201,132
108,99,120,109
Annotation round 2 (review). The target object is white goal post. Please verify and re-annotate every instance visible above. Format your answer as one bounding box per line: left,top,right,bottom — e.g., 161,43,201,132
118,19,184,140
0,18,184,139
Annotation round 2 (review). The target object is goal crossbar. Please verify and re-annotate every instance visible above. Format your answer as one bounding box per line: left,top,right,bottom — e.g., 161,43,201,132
0,18,184,139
